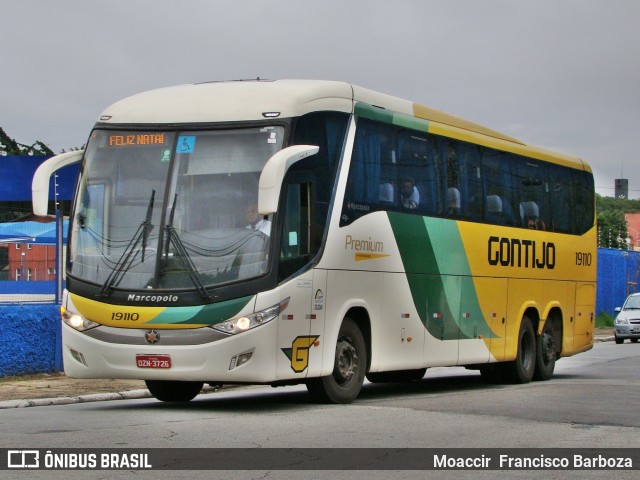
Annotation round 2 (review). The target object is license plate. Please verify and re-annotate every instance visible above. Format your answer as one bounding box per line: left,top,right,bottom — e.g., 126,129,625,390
136,354,171,369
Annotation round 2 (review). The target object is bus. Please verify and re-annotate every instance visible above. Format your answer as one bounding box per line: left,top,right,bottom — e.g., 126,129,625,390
32,79,596,403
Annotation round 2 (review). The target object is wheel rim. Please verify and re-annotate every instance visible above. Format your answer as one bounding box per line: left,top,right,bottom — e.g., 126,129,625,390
333,337,358,386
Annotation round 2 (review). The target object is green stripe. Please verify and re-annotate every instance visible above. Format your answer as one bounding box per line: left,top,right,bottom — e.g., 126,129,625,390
354,103,429,133
388,212,495,340
147,295,253,325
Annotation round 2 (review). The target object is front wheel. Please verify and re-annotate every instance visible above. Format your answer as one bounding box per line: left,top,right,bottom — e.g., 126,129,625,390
615,334,624,345
145,380,204,402
306,318,366,404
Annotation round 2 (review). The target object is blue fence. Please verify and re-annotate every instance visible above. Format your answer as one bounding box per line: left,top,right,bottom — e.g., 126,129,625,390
0,304,62,376
596,248,640,316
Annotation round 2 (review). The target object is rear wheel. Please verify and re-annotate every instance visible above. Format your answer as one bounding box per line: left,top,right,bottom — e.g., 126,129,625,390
306,318,366,404
631,338,639,343
533,320,556,381
145,380,204,402
500,315,536,384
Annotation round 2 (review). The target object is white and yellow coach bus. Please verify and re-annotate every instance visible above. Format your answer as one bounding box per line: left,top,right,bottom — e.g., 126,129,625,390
33,79,596,403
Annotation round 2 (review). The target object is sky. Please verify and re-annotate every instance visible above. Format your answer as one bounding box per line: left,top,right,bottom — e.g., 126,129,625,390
2,0,639,198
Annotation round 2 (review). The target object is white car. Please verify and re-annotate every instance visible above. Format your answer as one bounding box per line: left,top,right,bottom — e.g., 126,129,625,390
614,292,640,344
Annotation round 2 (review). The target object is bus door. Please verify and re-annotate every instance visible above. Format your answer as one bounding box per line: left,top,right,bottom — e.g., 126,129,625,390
275,178,324,379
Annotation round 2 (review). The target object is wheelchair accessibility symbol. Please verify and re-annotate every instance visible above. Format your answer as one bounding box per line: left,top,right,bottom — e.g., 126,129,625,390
176,136,196,154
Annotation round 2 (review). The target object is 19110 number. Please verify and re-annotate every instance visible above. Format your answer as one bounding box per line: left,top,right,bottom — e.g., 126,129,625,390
575,252,592,266
112,312,140,321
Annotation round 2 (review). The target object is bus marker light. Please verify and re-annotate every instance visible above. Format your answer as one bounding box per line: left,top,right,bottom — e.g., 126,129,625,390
213,298,289,335
236,317,251,331
61,307,100,332
313,340,320,347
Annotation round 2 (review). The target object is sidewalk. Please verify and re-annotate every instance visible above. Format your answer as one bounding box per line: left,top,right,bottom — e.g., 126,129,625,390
0,331,616,409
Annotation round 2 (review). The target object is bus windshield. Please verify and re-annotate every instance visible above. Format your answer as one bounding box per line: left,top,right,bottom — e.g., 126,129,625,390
70,127,285,294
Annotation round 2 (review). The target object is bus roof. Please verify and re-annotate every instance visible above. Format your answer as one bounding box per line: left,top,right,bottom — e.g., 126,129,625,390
97,79,589,172
98,79,354,124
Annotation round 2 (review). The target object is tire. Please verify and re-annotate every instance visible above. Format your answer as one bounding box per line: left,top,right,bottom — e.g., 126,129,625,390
306,318,366,404
500,315,536,384
366,368,427,383
145,380,204,402
533,320,556,381
615,334,624,345
631,338,639,343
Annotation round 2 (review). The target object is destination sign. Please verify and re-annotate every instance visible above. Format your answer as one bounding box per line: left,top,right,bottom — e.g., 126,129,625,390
108,133,168,147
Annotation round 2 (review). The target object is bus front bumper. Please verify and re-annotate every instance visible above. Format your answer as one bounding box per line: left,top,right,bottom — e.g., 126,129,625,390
60,321,279,383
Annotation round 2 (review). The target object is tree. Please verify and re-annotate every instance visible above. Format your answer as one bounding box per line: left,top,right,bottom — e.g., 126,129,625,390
597,207,628,248
0,127,54,156
595,193,640,249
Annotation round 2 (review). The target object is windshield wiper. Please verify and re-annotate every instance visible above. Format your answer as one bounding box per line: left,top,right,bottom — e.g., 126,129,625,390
162,194,212,300
99,190,155,297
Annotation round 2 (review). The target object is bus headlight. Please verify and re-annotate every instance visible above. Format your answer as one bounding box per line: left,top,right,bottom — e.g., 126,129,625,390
212,298,289,335
61,306,100,332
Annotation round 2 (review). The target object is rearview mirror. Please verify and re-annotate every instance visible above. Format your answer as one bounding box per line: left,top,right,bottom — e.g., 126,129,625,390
32,150,84,216
258,145,318,215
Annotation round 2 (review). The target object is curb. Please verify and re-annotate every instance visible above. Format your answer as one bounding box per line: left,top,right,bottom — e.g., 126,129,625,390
0,389,152,409
594,336,614,343
0,385,228,410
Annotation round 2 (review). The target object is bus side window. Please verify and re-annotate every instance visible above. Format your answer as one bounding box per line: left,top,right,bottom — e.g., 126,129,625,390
396,131,440,215
572,171,595,234
548,165,571,233
483,152,516,226
279,181,313,282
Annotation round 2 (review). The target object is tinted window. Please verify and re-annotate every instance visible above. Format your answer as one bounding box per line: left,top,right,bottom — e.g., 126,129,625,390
341,115,594,235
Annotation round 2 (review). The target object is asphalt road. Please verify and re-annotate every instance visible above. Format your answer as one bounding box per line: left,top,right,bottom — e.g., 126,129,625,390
1,342,639,480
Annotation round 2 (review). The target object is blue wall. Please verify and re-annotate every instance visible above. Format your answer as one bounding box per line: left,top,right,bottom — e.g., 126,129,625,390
0,155,78,201
0,304,62,376
596,248,640,316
